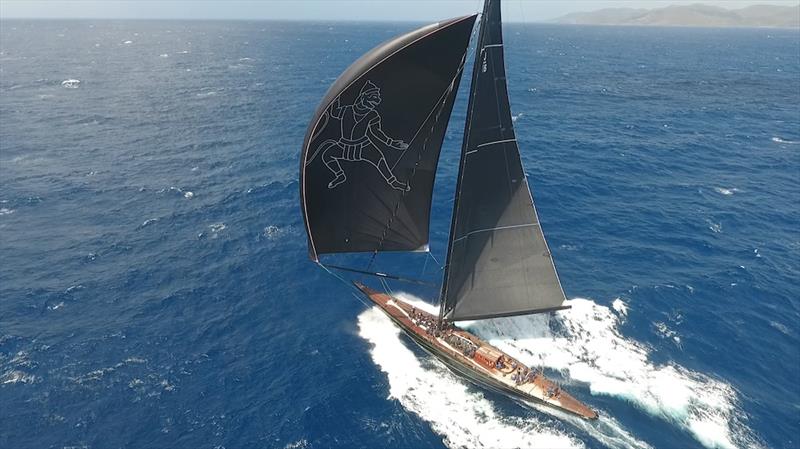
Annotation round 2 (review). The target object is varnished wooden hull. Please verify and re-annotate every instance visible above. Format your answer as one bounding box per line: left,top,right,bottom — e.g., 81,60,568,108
355,282,598,421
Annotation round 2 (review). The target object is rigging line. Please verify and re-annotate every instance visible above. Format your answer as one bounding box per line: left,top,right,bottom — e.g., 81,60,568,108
379,277,395,297
389,9,482,171
371,14,481,261
365,249,378,272
317,262,373,310
371,49,471,259
427,250,443,270
389,62,466,171
326,264,438,287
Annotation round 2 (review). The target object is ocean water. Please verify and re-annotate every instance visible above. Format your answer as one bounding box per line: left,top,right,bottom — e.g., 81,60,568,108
1,19,798,449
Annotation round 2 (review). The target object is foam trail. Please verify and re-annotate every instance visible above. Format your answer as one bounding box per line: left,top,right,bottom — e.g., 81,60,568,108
358,307,583,449
461,298,760,449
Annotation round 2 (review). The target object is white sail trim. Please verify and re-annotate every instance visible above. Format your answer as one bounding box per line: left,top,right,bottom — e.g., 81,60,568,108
465,138,517,155
452,222,539,243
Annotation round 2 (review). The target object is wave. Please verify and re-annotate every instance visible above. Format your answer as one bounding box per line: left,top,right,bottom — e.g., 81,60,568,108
263,225,285,240
772,136,798,144
358,292,760,449
141,218,159,227
1,369,37,385
713,187,738,196
61,79,80,89
706,220,722,234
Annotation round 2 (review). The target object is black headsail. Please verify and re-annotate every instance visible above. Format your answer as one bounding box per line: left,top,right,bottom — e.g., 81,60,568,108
300,16,477,261
440,0,568,321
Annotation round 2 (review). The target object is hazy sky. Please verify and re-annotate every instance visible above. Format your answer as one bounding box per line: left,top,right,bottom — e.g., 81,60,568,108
2,0,798,22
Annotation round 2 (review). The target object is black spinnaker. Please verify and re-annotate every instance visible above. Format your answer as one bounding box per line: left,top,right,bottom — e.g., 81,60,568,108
440,0,568,321
300,15,477,261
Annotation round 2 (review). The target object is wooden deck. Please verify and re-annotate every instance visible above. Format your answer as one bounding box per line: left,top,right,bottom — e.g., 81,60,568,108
355,282,598,420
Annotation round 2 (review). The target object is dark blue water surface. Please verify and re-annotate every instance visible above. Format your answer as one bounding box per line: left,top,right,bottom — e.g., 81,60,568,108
1,19,798,449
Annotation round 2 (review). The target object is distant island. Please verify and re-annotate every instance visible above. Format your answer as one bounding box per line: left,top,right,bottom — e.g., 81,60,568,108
553,3,800,28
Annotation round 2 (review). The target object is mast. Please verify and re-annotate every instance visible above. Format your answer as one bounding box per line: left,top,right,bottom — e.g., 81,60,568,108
440,0,568,322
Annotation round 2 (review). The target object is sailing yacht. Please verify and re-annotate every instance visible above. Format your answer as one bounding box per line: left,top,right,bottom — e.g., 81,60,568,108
299,0,598,420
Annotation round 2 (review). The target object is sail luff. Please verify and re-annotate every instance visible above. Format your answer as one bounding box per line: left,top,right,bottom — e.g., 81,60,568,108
440,0,568,321
439,0,491,319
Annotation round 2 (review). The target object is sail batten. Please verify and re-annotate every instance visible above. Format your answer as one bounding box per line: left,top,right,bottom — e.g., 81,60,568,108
300,15,477,261
440,0,567,321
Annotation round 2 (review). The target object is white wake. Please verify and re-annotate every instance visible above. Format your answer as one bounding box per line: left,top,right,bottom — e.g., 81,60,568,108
358,292,760,449
358,306,583,449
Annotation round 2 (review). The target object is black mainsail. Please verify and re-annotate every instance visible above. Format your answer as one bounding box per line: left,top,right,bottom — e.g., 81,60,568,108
300,15,476,261
440,0,568,321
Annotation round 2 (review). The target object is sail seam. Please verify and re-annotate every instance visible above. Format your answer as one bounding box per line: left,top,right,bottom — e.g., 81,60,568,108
452,222,538,243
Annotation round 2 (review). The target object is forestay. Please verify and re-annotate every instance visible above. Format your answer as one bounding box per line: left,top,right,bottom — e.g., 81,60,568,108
300,15,477,261
440,0,568,321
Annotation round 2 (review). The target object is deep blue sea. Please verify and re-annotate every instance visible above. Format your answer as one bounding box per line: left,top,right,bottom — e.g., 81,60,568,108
1,18,798,449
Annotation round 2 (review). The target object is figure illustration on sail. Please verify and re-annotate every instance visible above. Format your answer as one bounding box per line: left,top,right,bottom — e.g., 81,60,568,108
310,80,411,191
299,0,598,421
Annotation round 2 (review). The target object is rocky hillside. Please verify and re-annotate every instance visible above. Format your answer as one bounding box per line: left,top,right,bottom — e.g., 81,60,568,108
554,4,800,28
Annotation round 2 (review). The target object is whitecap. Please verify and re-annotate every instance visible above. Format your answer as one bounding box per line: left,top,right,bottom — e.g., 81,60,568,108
707,221,722,233
263,225,284,240
282,439,308,449
64,284,83,293
123,40,133,44
1,370,36,385
61,79,80,88
141,218,159,227
209,223,226,234
184,191,194,199
0,208,15,216
159,53,169,58
772,136,798,144
769,321,790,336
713,187,737,196
611,298,628,317
653,321,680,345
